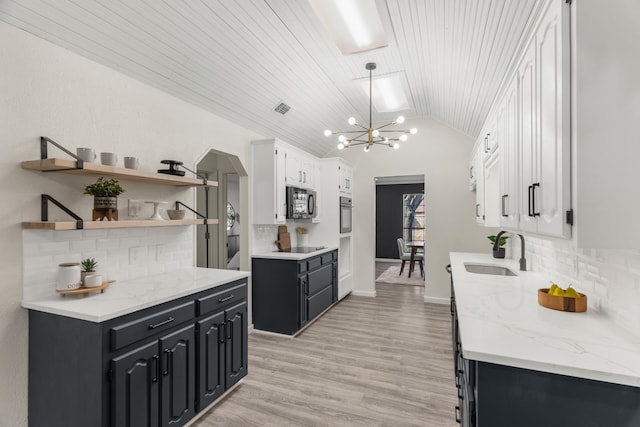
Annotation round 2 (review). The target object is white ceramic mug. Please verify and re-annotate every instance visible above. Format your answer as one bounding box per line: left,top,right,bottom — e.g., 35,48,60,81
83,274,103,288
124,156,139,169
76,148,96,163
56,263,81,291
100,152,118,166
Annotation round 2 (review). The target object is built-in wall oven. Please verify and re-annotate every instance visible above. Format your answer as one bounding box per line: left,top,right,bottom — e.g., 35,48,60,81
286,186,317,219
340,196,352,233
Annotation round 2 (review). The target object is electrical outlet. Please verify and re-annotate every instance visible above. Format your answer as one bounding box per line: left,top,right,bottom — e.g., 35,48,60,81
128,199,142,217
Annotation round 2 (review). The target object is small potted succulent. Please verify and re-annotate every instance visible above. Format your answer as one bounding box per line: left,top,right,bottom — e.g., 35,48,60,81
80,257,98,284
83,177,125,212
488,234,509,258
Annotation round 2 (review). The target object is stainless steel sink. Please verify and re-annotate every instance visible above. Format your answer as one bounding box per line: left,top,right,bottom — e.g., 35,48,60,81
464,263,517,276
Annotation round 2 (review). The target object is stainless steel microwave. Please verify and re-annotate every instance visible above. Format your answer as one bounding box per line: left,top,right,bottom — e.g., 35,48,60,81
286,186,317,219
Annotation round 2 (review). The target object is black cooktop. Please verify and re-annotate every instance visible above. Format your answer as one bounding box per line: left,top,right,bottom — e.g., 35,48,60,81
276,246,326,254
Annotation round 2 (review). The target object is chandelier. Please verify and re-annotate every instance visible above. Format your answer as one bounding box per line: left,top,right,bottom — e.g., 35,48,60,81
324,62,417,152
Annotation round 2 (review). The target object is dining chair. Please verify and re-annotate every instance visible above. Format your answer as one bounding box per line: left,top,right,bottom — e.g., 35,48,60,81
397,238,424,276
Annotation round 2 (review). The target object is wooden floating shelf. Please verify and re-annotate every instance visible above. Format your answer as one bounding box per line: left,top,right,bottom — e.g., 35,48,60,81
22,158,218,187
22,218,219,230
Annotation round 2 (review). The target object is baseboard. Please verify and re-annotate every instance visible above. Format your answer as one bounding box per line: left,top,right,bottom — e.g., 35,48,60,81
248,324,254,334
352,290,377,297
251,328,295,339
375,258,399,263
424,296,449,305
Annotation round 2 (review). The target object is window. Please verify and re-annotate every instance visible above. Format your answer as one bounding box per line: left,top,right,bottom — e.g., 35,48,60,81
402,193,424,246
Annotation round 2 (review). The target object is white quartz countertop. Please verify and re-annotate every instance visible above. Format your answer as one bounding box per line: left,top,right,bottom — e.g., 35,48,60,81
450,252,640,388
22,268,250,323
252,246,337,260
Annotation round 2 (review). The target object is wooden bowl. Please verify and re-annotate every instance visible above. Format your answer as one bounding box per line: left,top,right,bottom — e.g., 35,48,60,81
166,209,185,220
538,288,587,313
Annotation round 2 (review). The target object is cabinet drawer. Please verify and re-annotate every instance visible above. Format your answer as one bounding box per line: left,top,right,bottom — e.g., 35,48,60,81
110,301,195,351
307,256,322,271
197,283,247,317
307,264,332,296
307,285,333,320
321,253,333,264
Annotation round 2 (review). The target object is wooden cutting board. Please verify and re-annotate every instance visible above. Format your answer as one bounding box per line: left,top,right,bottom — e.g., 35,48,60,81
276,232,291,252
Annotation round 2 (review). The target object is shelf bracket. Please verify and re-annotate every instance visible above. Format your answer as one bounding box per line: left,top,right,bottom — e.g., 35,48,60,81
177,163,208,186
41,194,84,229
174,201,207,224
40,136,84,169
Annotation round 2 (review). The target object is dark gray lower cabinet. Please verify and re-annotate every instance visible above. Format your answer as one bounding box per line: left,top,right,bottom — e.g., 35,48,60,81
28,279,248,427
450,275,640,427
196,301,248,410
112,325,196,427
253,250,338,335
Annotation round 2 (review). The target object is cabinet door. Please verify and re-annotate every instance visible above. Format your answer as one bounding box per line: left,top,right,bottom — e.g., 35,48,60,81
225,301,248,389
111,341,160,427
474,149,485,224
519,41,538,233
160,325,196,427
301,157,317,189
535,0,570,238
285,151,302,186
196,311,226,410
275,147,286,223
500,74,520,229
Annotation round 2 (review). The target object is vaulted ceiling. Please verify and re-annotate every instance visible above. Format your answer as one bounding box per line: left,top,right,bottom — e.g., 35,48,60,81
0,0,544,157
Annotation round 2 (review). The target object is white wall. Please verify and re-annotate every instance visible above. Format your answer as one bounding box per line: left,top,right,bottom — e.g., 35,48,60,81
575,0,640,248
0,21,262,425
328,117,496,303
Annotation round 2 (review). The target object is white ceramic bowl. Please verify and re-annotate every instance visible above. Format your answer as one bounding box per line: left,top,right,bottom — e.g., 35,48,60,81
84,274,103,288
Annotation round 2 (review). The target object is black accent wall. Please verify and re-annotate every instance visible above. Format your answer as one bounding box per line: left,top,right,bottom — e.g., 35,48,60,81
375,183,424,259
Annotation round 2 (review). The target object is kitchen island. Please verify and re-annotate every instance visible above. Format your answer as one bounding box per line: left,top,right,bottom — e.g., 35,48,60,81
450,252,640,426
24,267,250,427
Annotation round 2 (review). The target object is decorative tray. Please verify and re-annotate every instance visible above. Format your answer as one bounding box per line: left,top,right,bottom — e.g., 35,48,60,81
57,281,113,299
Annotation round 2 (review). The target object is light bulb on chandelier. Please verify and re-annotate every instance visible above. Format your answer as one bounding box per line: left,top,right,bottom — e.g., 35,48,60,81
322,63,417,152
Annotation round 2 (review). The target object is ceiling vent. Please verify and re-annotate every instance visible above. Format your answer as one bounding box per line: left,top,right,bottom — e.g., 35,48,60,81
274,102,291,115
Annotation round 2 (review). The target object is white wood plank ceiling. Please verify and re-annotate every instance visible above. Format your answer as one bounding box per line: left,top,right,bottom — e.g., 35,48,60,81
0,0,545,157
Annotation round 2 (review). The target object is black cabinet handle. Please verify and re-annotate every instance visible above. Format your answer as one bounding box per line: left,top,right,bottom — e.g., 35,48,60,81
528,185,534,217
484,135,489,153
163,349,170,376
532,182,540,217
148,316,174,329
151,355,159,383
501,194,508,217
469,165,474,179
218,295,234,303
475,204,480,217
219,322,226,344
455,406,461,424
226,320,232,341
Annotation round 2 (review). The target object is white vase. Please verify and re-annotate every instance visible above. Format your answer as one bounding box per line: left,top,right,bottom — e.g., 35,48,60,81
298,234,309,247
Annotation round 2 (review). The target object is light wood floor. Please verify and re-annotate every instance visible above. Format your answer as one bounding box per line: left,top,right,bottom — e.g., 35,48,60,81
194,264,457,426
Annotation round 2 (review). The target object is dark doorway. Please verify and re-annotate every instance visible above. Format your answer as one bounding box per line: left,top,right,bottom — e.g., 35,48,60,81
376,182,424,259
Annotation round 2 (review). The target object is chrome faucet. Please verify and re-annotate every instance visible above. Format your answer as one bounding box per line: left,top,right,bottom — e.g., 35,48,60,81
492,231,527,271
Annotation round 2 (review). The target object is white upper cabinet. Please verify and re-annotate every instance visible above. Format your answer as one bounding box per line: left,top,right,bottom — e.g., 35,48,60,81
284,150,318,190
472,0,571,238
518,0,570,238
472,144,485,224
499,74,520,230
252,140,287,224
534,0,570,238
338,162,353,195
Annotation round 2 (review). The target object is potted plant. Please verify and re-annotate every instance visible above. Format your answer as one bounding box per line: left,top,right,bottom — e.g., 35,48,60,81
80,257,98,284
488,234,509,258
83,177,125,213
